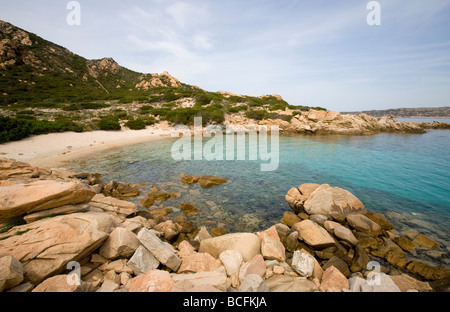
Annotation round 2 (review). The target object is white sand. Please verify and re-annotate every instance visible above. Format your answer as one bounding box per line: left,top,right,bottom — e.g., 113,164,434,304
0,125,175,168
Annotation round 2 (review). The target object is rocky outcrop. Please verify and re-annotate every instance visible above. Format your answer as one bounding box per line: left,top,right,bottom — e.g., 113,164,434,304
0,180,95,221
0,212,117,284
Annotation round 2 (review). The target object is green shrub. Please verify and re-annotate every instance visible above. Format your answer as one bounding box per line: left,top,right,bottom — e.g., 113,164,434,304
245,109,269,121
98,116,121,131
228,105,248,113
125,118,146,130
0,115,84,143
268,113,293,122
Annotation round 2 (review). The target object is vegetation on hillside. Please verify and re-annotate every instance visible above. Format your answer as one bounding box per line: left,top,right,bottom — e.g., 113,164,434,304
0,20,327,143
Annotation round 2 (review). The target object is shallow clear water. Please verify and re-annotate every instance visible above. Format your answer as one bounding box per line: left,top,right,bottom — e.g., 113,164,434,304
67,130,450,249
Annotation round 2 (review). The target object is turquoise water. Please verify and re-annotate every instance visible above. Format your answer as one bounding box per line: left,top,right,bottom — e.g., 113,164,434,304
67,129,450,249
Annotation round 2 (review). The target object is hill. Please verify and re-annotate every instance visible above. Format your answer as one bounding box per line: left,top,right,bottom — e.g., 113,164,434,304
0,20,328,142
342,107,450,118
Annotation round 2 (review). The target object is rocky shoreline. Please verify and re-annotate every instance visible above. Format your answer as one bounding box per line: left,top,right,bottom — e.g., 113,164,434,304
227,110,450,135
1,158,449,292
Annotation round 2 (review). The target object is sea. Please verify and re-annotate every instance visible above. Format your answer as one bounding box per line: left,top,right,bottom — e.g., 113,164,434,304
66,118,450,260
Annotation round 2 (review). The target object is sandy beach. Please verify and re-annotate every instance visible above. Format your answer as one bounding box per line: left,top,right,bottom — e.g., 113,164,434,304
0,125,174,168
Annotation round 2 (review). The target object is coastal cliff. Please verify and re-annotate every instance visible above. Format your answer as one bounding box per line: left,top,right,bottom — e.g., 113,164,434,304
1,158,449,292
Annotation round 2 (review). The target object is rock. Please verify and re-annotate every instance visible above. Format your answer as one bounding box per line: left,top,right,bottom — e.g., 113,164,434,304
239,254,266,281
129,270,174,292
197,176,229,188
195,227,212,242
0,180,95,220
90,194,136,217
291,250,315,277
315,247,336,260
292,220,335,249
281,211,301,227
178,240,196,258
153,220,182,241
260,226,286,262
273,265,285,275
364,211,393,230
356,233,380,250
0,256,23,291
219,250,243,277
324,221,358,246
360,273,401,292
149,208,172,216
285,188,306,213
178,252,222,273
320,266,350,292
32,275,91,292
403,229,419,240
322,256,351,278
371,239,405,258
413,233,439,249
238,274,269,292
211,227,226,237
385,251,412,269
303,184,366,216
286,231,299,252
118,216,151,234
199,233,261,262
348,276,367,292
0,212,116,284
171,271,228,292
309,214,329,226
265,275,319,292
389,274,432,292
350,244,369,273
393,236,415,251
274,223,292,245
136,228,181,272
23,204,90,224
100,259,133,274
346,214,382,236
96,279,120,292
127,245,160,275
6,282,34,292
180,203,199,216
180,174,200,184
298,183,321,198
406,261,450,281
0,158,35,180
99,227,140,260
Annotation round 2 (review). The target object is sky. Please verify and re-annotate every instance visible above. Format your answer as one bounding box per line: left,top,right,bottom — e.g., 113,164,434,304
1,0,449,111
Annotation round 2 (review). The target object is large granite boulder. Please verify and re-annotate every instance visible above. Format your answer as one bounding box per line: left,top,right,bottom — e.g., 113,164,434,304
0,212,117,284
199,233,261,262
0,180,95,220
292,220,335,249
303,184,366,216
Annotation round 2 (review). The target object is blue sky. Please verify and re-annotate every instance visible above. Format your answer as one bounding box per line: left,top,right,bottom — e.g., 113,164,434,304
1,0,449,111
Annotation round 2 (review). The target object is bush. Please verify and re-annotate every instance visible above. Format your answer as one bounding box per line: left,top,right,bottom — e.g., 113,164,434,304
125,118,146,130
245,109,269,121
268,113,293,122
228,105,248,113
0,115,84,143
98,116,121,131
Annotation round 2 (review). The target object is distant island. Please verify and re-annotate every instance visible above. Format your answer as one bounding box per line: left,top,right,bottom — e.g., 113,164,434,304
342,107,450,119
